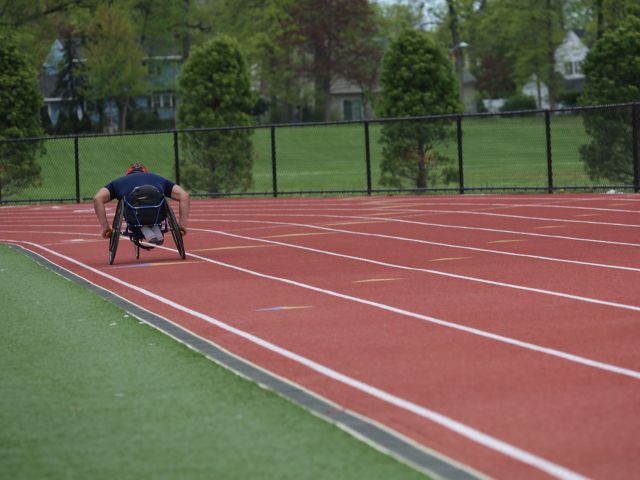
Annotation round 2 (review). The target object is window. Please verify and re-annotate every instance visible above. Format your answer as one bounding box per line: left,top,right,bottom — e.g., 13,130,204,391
574,61,582,74
150,93,174,109
343,99,363,121
564,62,573,75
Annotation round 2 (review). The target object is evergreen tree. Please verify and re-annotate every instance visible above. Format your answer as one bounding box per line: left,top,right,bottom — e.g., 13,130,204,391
54,27,86,134
579,15,640,183
0,33,43,200
376,29,462,190
177,35,255,194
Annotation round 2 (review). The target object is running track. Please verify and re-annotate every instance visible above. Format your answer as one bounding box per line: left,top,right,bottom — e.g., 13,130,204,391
1,193,639,479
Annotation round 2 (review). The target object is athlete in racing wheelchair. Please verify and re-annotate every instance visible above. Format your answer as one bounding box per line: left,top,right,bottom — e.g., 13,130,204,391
93,163,190,265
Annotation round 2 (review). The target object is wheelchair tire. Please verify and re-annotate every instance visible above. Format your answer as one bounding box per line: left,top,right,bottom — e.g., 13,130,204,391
166,204,186,260
108,200,124,265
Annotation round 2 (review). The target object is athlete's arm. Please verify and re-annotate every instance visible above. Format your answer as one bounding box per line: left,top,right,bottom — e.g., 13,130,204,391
170,184,190,235
93,187,113,238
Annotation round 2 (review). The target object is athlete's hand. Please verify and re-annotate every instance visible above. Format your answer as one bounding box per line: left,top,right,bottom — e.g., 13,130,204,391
102,227,113,238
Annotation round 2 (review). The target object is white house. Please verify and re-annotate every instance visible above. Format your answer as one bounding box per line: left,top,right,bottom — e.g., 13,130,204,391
522,29,589,109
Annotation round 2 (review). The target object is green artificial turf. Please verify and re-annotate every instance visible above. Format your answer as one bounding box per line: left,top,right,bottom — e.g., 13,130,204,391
3,113,611,203
0,245,427,480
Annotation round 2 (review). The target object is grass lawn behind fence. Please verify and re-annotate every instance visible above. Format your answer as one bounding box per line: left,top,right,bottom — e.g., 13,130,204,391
5,114,604,202
0,244,427,480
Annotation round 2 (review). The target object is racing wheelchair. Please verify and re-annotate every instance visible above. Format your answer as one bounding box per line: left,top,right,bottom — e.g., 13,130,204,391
108,185,186,265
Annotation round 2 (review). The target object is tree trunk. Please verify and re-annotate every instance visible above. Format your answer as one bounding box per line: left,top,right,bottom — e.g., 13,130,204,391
545,0,556,109
118,97,129,132
596,0,604,39
447,0,464,101
416,142,427,189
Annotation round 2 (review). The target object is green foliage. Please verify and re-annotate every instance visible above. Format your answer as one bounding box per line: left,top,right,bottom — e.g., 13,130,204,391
500,94,537,112
376,29,462,189
177,35,255,194
81,5,148,131
0,33,43,199
279,0,381,121
579,16,640,183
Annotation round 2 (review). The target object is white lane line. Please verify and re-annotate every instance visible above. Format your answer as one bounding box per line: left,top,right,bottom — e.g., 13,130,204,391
417,209,640,228
197,219,640,273
193,213,640,247
2,240,590,480
193,227,640,313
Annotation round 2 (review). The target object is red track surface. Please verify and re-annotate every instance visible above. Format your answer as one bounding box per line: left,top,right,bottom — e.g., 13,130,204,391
2,193,639,479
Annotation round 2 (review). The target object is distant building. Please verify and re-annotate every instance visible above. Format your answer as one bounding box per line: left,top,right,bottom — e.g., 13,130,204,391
522,29,589,109
38,38,182,132
329,77,375,121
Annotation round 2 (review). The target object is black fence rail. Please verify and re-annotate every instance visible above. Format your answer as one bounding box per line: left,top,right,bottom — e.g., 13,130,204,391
1,102,639,204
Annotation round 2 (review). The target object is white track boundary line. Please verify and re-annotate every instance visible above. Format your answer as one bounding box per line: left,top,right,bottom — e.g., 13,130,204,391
198,219,640,273
193,213,640,247
192,227,640,314
1,239,589,480
191,207,640,228
418,209,640,228
92,236,640,381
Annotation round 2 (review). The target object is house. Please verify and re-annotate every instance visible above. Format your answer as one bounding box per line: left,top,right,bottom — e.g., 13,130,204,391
38,38,84,127
38,38,182,132
522,29,589,109
328,64,477,120
329,77,374,121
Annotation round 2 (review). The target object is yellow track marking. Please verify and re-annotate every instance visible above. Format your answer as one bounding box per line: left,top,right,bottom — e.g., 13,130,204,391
361,211,404,217
263,232,332,239
149,260,202,267
191,245,274,252
321,221,383,226
427,257,470,262
353,278,402,284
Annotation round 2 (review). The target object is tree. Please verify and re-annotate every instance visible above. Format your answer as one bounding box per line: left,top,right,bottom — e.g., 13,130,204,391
177,35,255,194
0,34,43,200
376,29,463,190
82,4,148,131
470,0,564,108
54,26,87,133
579,15,640,183
279,0,381,121
211,0,303,123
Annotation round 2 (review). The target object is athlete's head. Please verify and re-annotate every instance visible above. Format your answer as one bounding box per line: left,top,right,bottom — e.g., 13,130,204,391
125,163,148,175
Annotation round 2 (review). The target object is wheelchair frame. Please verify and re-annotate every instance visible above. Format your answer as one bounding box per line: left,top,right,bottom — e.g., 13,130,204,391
108,197,186,265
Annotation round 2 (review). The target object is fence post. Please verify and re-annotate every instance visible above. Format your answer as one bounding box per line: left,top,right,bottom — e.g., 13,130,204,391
364,121,372,195
173,130,180,185
545,110,553,193
270,126,278,198
633,103,639,193
74,136,80,203
456,116,464,194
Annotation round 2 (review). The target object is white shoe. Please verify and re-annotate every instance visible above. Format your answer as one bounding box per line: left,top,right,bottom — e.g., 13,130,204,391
141,225,164,244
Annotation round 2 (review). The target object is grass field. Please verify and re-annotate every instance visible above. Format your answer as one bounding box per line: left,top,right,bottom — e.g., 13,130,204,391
0,244,427,479
3,113,610,202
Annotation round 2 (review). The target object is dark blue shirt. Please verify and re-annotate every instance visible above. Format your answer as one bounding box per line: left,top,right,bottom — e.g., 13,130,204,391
105,173,175,201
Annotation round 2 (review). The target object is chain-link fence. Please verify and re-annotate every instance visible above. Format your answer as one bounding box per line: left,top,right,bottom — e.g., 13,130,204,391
1,102,638,204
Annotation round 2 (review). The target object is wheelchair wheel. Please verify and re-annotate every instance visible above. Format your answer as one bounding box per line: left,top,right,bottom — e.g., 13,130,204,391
166,204,186,260
108,200,124,265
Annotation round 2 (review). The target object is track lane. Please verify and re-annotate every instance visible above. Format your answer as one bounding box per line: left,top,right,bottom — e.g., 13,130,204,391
4,238,629,480
2,194,639,479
